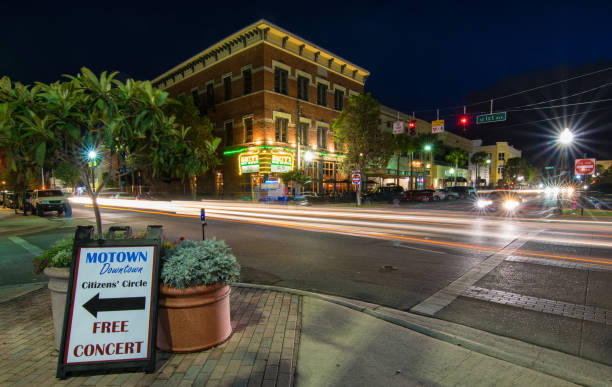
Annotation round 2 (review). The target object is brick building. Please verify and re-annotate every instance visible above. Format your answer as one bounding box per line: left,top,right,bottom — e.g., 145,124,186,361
152,20,369,199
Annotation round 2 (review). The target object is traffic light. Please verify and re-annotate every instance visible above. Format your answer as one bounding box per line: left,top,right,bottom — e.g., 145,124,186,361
408,120,416,135
459,115,469,130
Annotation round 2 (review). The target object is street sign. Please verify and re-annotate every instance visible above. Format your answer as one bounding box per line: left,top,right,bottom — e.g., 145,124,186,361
544,166,554,170
575,158,596,175
432,120,444,133
392,121,405,134
476,112,507,124
57,226,161,378
351,173,361,185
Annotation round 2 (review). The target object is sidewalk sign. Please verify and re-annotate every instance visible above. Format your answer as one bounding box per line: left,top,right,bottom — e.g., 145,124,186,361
351,173,361,185
56,225,163,379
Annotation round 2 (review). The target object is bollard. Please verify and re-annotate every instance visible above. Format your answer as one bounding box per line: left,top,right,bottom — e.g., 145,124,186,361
201,208,207,240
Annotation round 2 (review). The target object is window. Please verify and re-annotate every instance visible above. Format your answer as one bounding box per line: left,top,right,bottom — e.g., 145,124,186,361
274,68,288,95
244,117,253,143
317,83,328,106
387,121,392,128
206,83,215,109
497,166,504,175
317,126,328,149
242,69,252,95
498,152,505,161
323,162,334,178
191,89,199,105
334,89,344,110
298,122,309,146
223,76,231,101
297,76,309,101
225,121,233,145
275,118,288,142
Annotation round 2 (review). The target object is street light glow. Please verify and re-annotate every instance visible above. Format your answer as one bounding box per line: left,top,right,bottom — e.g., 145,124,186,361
87,150,97,160
304,151,314,161
559,128,574,145
449,168,455,174
424,144,432,151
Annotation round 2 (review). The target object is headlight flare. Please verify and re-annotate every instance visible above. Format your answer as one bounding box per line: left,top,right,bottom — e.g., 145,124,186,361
503,200,520,211
476,199,492,208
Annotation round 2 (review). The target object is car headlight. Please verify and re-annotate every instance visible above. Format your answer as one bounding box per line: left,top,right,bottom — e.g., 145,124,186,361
503,199,519,211
476,199,492,208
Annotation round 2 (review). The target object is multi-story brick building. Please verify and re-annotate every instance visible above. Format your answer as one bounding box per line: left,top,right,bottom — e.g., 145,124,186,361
152,20,369,198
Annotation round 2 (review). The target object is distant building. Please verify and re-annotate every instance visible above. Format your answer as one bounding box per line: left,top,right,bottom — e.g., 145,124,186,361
152,19,369,198
472,141,522,186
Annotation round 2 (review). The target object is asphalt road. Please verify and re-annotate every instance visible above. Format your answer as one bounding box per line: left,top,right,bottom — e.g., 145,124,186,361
2,199,611,366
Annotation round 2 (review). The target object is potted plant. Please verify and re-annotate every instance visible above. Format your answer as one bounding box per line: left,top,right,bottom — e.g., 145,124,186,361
157,238,240,353
34,237,74,350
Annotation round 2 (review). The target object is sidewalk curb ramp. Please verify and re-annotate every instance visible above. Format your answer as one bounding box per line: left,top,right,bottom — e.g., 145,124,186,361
233,282,612,387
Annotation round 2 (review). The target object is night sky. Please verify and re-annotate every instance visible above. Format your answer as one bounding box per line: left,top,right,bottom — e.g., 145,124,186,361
4,1,612,162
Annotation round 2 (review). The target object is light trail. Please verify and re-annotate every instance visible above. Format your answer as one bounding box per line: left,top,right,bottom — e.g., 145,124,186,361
81,201,612,267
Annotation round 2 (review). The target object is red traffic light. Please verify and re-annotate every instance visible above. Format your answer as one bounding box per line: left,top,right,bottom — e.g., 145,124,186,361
408,121,416,129
459,116,468,125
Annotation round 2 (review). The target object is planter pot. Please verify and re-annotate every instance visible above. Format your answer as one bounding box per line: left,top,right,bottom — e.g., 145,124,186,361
44,267,70,350
157,283,232,353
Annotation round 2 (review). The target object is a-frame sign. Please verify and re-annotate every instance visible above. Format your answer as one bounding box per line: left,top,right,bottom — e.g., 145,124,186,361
57,225,163,379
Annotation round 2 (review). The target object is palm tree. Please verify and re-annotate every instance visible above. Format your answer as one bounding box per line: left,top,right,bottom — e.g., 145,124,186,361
393,134,417,186
445,149,468,186
470,151,489,187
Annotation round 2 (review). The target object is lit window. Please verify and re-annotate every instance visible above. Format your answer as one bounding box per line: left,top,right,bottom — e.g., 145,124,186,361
275,118,288,142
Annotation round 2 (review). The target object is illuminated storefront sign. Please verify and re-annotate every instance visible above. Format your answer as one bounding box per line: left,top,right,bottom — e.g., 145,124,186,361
239,154,259,174
271,154,293,173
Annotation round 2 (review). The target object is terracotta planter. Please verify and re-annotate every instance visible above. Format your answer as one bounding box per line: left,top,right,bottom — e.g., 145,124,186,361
44,267,70,350
157,283,232,353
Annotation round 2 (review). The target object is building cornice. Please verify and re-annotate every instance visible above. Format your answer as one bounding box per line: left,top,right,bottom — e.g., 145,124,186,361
152,19,369,90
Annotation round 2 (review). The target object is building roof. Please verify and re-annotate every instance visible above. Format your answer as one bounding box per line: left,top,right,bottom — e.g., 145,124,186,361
152,19,370,89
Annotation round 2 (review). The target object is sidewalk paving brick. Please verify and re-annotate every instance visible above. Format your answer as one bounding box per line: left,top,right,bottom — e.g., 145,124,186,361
0,286,301,386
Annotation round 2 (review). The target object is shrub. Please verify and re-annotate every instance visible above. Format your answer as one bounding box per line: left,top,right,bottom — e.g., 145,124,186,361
161,238,240,289
33,237,74,274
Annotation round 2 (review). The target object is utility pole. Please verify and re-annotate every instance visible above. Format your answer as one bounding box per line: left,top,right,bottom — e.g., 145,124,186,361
296,100,301,196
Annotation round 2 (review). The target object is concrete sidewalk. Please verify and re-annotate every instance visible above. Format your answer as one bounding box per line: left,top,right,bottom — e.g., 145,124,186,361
1,284,611,386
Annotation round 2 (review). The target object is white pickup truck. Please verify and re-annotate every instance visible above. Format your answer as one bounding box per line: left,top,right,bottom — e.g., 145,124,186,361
31,189,68,216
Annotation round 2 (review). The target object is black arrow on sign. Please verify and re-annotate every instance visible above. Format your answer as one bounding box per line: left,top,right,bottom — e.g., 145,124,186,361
83,293,146,318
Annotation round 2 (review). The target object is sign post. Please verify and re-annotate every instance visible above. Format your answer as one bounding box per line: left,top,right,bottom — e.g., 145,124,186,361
56,225,162,379
574,158,596,175
201,208,207,240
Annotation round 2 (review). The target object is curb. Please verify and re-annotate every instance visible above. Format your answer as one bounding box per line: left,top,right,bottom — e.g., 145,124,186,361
232,282,612,387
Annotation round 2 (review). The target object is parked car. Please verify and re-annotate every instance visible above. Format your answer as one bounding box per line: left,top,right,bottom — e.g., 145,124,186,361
362,185,404,204
1,191,14,207
404,190,434,202
31,189,68,216
443,188,460,200
582,183,612,209
446,186,477,199
14,190,33,215
432,189,446,201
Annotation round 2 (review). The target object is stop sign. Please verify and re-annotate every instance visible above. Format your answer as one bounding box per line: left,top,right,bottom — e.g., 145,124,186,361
351,173,361,185
575,158,596,175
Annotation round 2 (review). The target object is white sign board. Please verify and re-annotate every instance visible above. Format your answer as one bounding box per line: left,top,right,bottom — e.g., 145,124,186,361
392,121,405,134
63,245,157,365
351,173,361,185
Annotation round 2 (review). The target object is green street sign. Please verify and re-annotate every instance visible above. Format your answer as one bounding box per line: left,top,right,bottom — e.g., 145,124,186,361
544,166,554,170
476,112,507,124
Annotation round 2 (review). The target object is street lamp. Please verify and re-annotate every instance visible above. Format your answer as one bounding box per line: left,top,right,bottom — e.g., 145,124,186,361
87,149,97,194
423,145,433,188
559,128,574,145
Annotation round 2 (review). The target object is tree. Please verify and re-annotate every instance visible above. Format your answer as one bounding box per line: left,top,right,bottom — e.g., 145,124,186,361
0,67,216,236
445,149,468,186
502,157,530,184
392,133,416,186
332,93,394,205
163,95,220,199
54,163,81,190
470,151,489,186
280,170,311,196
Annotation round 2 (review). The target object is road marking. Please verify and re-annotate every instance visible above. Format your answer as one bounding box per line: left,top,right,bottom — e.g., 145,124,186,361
463,286,612,325
392,242,446,254
505,255,612,272
8,236,43,256
409,231,540,316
